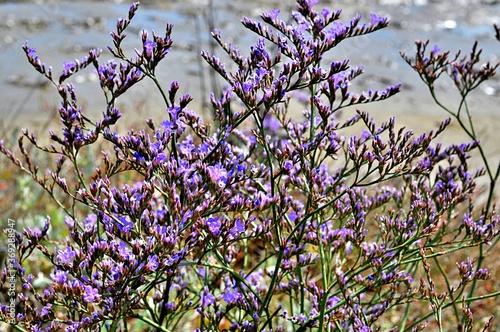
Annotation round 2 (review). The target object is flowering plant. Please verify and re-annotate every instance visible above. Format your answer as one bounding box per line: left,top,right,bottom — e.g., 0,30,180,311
1,1,499,331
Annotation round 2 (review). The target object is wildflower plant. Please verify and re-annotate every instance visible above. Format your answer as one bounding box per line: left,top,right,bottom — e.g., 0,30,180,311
1,0,499,331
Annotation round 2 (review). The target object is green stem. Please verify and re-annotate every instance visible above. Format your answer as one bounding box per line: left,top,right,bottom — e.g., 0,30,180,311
253,109,282,324
427,86,499,306
4,324,28,332
404,288,500,331
428,86,496,213
433,256,460,322
135,314,172,332
399,294,412,331
317,215,329,332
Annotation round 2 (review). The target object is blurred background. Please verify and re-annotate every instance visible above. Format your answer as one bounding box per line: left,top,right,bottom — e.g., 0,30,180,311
0,0,499,134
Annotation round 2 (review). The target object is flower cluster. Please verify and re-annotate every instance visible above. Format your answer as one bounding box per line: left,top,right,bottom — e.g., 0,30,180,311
1,1,499,331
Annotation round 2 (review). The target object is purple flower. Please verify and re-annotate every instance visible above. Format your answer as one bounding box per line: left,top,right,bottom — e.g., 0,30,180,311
230,219,245,236
83,285,101,303
145,255,159,272
57,246,77,268
40,304,51,317
201,287,215,308
143,39,156,59
223,287,241,305
263,113,281,132
207,163,228,188
84,214,97,231
22,42,53,80
117,216,134,233
300,0,319,10
265,9,280,21
62,61,77,76
26,45,37,59
370,13,387,26
250,39,271,67
24,227,42,241
58,50,100,83
51,270,69,284
97,59,117,88
326,22,347,40
65,322,82,331
161,120,175,136
207,217,221,237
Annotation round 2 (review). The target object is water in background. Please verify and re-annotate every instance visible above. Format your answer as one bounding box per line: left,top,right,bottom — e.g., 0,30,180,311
0,0,499,129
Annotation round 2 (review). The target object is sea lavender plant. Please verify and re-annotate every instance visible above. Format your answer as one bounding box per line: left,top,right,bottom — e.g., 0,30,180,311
1,1,499,331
